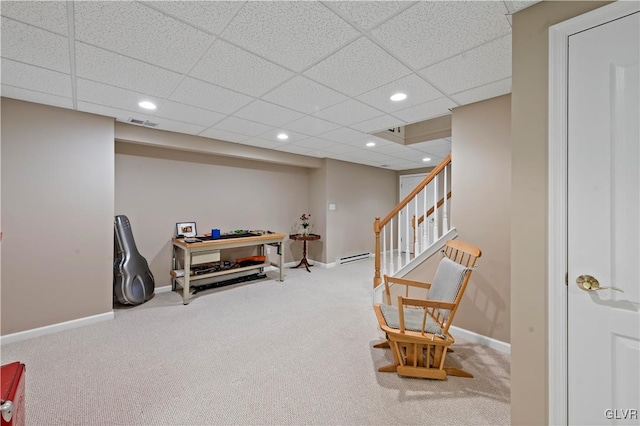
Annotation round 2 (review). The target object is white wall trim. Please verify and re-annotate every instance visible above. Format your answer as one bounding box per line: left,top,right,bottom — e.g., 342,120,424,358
548,3,639,425
450,325,511,354
155,285,172,294
0,311,114,346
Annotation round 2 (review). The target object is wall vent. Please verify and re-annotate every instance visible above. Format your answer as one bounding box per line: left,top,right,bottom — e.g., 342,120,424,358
337,252,371,265
127,118,158,128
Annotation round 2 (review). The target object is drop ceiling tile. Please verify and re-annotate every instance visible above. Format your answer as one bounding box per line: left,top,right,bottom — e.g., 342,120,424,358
214,116,275,137
320,143,361,155
154,101,225,127
356,74,444,113
371,1,511,69
169,77,254,115
347,134,395,148
417,157,444,167
259,129,309,144
293,137,337,150
394,150,445,166
1,85,73,109
1,17,69,73
371,142,409,155
0,1,69,35
389,149,431,161
451,78,512,105
282,116,341,136
199,127,250,143
410,138,452,155
221,1,360,71
314,99,383,126
419,146,451,158
328,1,410,30
420,35,511,94
76,101,153,123
262,76,347,114
142,1,243,34
234,100,305,127
348,149,391,162
74,2,215,73
76,79,163,114
378,159,415,170
1,59,71,97
349,114,406,134
318,127,367,143
305,37,412,97
189,40,294,97
75,43,183,98
392,97,456,124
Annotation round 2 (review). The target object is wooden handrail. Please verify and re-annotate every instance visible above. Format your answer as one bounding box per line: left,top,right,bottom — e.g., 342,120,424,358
373,154,452,287
379,153,451,228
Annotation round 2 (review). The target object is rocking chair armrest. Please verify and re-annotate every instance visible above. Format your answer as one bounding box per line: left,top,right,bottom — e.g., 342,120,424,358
399,296,456,311
382,275,432,305
384,275,432,290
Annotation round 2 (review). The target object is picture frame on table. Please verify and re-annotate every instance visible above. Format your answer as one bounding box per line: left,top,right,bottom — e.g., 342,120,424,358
176,222,197,237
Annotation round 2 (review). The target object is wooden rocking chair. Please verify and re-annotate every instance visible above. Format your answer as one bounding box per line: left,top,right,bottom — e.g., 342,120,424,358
373,239,481,380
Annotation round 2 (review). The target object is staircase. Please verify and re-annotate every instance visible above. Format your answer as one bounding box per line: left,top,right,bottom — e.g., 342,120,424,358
373,154,455,299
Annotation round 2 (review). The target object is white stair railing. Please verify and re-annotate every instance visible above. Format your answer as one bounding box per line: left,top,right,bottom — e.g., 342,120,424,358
373,154,452,287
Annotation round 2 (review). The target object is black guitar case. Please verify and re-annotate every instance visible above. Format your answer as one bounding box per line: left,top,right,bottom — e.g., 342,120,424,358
113,215,155,305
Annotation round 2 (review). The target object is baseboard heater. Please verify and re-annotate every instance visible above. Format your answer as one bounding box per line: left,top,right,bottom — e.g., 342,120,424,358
337,252,371,265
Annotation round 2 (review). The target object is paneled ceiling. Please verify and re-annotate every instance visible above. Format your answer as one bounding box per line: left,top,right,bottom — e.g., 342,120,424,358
0,1,537,170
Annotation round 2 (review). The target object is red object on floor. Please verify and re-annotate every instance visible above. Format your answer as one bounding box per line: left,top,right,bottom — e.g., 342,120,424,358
1,362,25,426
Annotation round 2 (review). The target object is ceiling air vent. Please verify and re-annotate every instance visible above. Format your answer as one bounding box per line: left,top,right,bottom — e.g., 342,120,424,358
127,118,158,128
128,118,145,125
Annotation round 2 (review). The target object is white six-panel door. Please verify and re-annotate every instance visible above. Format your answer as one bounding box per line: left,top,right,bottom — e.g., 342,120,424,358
567,11,639,425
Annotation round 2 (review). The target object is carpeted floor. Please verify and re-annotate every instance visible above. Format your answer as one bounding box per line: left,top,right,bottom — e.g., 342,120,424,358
0,259,510,425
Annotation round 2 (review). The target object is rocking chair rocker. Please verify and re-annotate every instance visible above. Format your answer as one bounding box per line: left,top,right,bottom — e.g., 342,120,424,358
373,239,481,380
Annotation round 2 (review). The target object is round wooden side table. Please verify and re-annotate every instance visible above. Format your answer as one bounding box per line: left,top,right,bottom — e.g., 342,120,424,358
289,234,321,272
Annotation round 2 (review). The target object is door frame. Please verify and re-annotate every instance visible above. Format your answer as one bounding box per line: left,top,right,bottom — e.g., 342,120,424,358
548,2,640,424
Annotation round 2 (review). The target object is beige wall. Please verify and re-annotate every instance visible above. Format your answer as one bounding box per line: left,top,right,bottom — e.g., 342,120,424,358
308,161,328,263
451,94,511,344
1,98,115,334
115,142,311,287
325,158,397,264
510,1,611,424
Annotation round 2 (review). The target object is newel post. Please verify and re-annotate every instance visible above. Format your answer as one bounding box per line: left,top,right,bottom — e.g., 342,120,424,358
373,216,381,287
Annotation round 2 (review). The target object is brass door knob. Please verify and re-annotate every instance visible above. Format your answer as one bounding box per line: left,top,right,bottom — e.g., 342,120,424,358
576,275,624,292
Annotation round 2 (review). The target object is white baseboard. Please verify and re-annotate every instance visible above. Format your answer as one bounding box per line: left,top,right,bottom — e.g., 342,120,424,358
155,285,172,293
0,311,114,346
450,325,511,354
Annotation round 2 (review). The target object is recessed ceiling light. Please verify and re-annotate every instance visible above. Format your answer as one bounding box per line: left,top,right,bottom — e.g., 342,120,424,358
366,141,376,147
422,157,432,162
390,93,407,102
277,133,289,140
138,101,156,110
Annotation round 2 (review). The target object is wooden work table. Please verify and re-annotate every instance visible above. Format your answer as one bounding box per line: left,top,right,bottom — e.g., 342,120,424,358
171,233,286,304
